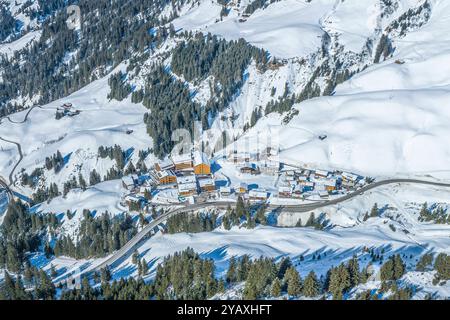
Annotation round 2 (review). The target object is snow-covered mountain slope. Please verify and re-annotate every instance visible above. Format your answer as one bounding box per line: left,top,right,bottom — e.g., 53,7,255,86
174,0,332,59
222,0,450,178
0,0,446,218
0,62,154,197
0,0,446,204
40,183,450,299
1,0,450,300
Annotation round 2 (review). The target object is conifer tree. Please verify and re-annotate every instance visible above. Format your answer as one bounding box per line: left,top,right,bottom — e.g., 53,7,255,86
284,266,302,297
370,203,379,218
271,278,282,297
303,271,320,297
226,256,237,283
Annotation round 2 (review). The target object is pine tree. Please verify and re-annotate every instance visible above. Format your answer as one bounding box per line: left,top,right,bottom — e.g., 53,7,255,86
303,271,320,297
132,250,139,265
141,259,149,276
222,215,231,230
78,174,87,190
305,213,316,227
101,267,112,284
35,270,56,300
50,264,57,278
255,206,267,225
271,278,282,297
328,264,351,300
363,211,369,221
226,256,237,283
284,266,302,297
393,255,406,280
370,203,379,218
347,255,361,287
236,196,246,218
434,253,450,280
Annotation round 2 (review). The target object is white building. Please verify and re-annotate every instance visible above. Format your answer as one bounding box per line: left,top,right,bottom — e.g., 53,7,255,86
249,189,268,201
198,177,215,192
220,186,232,196
122,176,136,190
278,186,292,198
177,174,198,197
315,169,329,178
341,172,360,182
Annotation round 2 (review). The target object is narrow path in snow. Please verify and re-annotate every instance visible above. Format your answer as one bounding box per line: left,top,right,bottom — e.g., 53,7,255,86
0,136,23,186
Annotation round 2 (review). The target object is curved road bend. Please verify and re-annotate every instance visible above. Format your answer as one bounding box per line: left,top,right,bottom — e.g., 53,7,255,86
0,105,39,186
4,105,42,124
66,178,450,281
0,137,23,186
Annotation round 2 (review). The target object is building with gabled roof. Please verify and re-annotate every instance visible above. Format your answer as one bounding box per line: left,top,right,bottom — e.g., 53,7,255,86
122,176,136,190
155,169,177,185
171,152,193,171
240,163,260,175
315,169,329,179
198,177,215,193
177,174,198,197
178,182,197,197
235,182,248,194
193,151,211,175
278,186,292,198
249,189,268,201
155,158,175,172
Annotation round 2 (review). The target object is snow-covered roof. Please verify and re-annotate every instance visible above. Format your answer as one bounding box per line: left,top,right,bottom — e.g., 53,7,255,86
342,172,360,181
157,158,174,170
193,150,209,167
122,176,135,186
235,182,248,189
278,186,292,193
177,175,196,184
198,178,214,187
261,160,279,168
156,170,175,179
171,152,192,164
178,183,197,192
249,189,268,198
324,179,337,187
241,163,258,170
315,169,329,176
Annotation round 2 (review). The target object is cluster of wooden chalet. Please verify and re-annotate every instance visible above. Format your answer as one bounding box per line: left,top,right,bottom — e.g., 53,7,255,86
151,150,214,198
277,168,362,199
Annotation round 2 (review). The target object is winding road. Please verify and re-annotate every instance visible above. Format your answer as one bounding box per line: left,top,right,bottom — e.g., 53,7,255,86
0,137,23,186
2,105,450,284
0,105,41,195
73,177,450,280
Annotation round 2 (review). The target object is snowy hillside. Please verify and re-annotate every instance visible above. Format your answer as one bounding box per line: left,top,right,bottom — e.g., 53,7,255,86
1,0,450,301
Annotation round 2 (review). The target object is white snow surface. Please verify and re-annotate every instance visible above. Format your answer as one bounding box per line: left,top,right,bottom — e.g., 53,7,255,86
1,0,450,298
